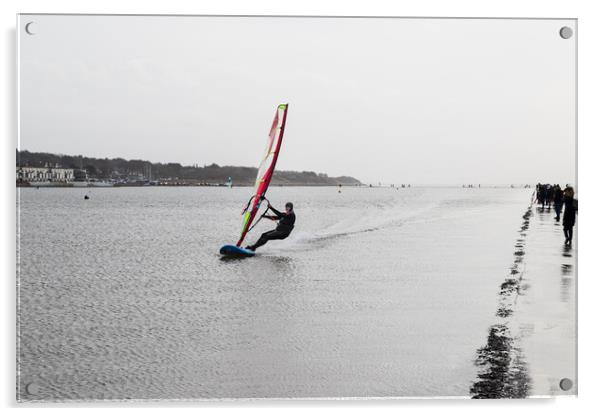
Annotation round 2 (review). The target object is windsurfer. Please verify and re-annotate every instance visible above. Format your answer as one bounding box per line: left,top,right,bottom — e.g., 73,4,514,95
246,202,295,251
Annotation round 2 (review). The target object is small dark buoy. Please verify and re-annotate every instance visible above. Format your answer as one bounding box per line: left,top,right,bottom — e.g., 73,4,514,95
84,195,90,200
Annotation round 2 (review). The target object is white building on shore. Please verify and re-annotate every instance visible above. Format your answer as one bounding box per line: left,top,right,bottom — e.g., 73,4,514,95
16,167,75,183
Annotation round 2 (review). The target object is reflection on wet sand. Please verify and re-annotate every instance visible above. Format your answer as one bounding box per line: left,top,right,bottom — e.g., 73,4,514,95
561,263,572,275
472,205,533,398
471,324,530,398
560,252,574,305
560,276,572,305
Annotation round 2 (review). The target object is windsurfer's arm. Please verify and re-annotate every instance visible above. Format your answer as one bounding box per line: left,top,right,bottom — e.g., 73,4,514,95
268,205,284,218
262,214,279,220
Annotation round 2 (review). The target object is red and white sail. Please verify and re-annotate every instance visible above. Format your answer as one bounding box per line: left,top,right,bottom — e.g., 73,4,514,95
236,104,289,246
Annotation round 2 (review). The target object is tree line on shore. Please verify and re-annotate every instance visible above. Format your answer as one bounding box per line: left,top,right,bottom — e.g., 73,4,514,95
16,150,362,186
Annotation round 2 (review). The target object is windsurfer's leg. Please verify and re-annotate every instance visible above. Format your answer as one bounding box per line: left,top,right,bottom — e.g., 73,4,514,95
247,230,289,251
248,232,270,250
248,231,276,250
271,230,290,240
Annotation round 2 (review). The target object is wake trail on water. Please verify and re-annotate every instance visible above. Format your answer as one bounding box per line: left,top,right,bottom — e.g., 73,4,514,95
259,200,441,253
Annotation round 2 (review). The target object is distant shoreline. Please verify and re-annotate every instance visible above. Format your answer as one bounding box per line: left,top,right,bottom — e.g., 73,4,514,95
16,150,362,187
16,182,363,188
16,183,532,189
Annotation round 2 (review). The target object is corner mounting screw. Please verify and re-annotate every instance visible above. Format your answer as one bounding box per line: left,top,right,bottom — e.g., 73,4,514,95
559,26,573,39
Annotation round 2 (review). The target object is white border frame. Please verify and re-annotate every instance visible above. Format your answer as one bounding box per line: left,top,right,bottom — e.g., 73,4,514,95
3,1,600,415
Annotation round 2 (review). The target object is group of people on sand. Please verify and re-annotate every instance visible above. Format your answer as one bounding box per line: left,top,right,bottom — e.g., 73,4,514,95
536,183,577,246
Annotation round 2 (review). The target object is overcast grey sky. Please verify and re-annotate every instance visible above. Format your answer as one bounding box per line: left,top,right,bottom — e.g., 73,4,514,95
18,15,576,185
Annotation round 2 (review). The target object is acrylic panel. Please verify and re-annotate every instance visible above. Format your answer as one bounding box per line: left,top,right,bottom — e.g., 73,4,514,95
16,14,577,401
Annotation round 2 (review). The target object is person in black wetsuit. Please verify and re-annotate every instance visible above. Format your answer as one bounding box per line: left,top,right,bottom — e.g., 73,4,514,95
562,186,577,246
246,202,295,251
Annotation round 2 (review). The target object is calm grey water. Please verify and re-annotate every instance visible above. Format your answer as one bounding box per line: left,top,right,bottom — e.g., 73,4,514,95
17,186,573,400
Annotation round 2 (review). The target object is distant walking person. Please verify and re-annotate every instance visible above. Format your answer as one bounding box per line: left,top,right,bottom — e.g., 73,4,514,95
562,186,578,246
545,184,553,208
553,184,564,221
536,183,545,208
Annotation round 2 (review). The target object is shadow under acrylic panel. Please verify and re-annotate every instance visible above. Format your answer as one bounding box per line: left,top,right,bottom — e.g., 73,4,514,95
17,15,576,401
